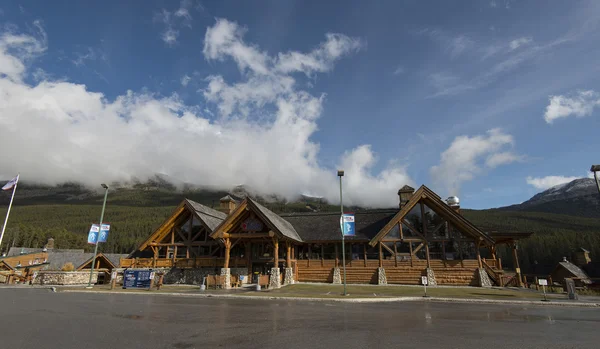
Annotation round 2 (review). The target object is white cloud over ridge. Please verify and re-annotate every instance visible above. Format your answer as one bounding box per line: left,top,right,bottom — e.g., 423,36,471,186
0,19,413,208
430,129,521,196
544,90,600,124
525,175,580,190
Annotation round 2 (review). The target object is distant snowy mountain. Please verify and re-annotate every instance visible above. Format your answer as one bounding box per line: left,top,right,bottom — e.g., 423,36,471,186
495,178,600,217
526,178,598,205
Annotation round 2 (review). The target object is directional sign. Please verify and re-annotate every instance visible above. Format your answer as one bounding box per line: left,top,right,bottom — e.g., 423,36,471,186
421,276,428,285
538,278,548,286
87,224,99,245
98,224,110,243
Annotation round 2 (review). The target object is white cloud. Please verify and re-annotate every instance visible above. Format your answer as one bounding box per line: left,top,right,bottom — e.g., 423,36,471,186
392,65,404,75
418,29,473,58
525,175,580,190
430,129,522,195
490,1,497,8
72,47,107,67
180,74,191,86
544,90,600,124
0,19,410,208
0,20,46,82
155,0,195,45
509,37,532,51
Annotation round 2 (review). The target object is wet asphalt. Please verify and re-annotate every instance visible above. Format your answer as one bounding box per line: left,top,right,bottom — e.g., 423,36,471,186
0,288,598,349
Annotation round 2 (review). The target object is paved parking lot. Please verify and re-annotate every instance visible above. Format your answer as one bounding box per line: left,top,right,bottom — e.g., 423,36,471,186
0,288,598,349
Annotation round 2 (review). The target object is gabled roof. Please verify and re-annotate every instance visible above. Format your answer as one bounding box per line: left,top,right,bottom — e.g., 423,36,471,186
369,185,495,246
76,253,121,270
136,199,227,252
211,198,302,242
45,252,94,271
185,199,227,231
248,198,302,242
554,260,592,284
281,210,397,242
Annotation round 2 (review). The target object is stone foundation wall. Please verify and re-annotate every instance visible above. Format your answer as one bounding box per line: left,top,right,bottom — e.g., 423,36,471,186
426,268,437,286
33,271,98,285
478,268,493,287
332,268,342,284
377,267,387,285
113,267,250,286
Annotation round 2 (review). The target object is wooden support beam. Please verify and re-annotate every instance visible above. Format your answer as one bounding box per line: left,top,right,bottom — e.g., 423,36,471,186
320,245,324,267
401,219,426,240
412,242,425,255
425,243,431,269
393,242,398,267
511,241,523,287
286,242,291,268
363,243,367,267
378,242,383,268
477,240,483,269
335,243,339,267
223,238,231,269
273,237,279,269
409,242,413,267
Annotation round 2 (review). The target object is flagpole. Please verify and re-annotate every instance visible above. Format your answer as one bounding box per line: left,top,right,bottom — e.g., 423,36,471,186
0,175,19,254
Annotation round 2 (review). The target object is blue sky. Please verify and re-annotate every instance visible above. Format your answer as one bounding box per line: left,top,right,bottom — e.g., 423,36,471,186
1,1,600,209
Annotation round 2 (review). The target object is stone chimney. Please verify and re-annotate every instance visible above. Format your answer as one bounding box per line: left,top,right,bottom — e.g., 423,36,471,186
446,196,460,214
219,195,238,215
398,185,415,209
45,238,55,250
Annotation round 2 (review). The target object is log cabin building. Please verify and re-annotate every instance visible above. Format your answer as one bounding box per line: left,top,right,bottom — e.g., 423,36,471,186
122,185,532,288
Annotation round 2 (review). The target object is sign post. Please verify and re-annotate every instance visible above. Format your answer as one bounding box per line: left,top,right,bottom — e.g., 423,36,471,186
538,278,548,301
87,184,109,288
422,276,429,298
338,170,348,296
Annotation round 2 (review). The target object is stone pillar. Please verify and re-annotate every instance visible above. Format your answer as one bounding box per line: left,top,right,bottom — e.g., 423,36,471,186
269,267,281,289
377,267,387,285
333,267,342,284
477,268,492,287
426,268,437,286
220,268,231,290
283,268,294,285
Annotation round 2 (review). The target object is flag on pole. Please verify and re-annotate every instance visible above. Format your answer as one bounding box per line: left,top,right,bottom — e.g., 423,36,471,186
2,175,19,191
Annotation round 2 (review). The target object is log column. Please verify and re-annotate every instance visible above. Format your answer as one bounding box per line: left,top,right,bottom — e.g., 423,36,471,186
477,240,483,269
511,241,523,287
223,238,231,269
273,237,279,268
286,242,291,268
425,243,431,269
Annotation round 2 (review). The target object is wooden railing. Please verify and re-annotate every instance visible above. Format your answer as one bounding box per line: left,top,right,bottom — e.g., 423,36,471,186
482,259,502,286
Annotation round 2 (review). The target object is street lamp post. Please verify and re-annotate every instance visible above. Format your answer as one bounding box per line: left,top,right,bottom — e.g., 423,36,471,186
87,183,109,288
590,165,600,195
338,170,347,296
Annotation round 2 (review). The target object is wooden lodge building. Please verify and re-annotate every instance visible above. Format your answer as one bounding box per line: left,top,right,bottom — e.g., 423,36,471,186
122,185,532,288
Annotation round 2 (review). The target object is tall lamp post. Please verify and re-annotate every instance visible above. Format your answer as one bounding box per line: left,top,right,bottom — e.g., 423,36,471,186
338,170,347,296
590,165,600,195
87,183,109,288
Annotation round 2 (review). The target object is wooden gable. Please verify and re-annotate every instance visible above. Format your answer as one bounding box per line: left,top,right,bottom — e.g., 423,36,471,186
77,253,117,271
210,198,301,242
369,185,494,247
136,200,218,252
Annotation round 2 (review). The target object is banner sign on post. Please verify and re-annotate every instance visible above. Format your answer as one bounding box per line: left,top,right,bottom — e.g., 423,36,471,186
87,224,99,245
98,224,110,243
340,213,355,236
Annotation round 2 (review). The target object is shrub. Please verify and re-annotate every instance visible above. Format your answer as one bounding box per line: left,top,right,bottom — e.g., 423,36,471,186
61,262,75,271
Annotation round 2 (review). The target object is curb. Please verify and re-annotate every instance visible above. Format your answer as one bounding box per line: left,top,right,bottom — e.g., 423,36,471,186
59,289,600,308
